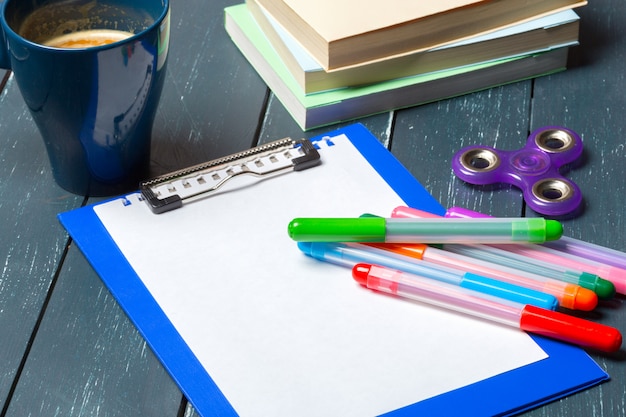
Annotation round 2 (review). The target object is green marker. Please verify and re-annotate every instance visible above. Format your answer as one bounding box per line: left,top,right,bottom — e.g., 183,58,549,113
287,217,563,244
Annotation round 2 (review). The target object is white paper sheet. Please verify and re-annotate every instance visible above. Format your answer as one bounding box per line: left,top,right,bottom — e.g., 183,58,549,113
94,133,547,416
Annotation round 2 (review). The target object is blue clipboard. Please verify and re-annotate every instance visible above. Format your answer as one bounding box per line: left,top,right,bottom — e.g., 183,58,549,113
59,123,608,416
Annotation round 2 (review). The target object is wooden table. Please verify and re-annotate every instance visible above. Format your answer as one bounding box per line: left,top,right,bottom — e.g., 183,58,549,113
0,0,624,416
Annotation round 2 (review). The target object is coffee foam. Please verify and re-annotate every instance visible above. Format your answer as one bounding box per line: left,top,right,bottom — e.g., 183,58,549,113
43,29,134,49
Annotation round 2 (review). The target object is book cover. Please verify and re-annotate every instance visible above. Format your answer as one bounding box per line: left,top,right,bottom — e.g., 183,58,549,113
225,4,571,130
249,1,579,94
255,0,586,69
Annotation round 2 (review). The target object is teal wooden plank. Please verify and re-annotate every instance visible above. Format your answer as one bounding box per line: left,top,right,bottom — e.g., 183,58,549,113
0,74,85,411
4,245,184,416
5,0,268,414
148,0,269,174
257,94,395,145
390,81,533,216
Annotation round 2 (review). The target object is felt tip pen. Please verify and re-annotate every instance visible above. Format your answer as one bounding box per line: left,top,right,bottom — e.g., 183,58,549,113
445,243,615,299
352,264,622,353
391,206,623,296
365,242,598,311
288,217,563,244
297,241,559,310
544,237,626,272
447,206,626,272
446,206,626,295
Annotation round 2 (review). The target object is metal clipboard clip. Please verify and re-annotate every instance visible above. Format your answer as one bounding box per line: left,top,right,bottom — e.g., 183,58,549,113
140,137,321,214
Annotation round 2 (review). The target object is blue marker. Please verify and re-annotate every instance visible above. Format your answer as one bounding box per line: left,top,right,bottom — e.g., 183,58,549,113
297,241,558,310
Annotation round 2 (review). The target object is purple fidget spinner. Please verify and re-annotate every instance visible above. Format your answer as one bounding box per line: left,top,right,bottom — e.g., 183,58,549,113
451,126,584,217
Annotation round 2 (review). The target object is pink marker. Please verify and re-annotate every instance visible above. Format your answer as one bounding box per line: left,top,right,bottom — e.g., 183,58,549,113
392,206,626,295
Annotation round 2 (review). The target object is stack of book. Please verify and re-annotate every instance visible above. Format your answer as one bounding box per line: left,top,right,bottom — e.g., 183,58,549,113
224,0,586,130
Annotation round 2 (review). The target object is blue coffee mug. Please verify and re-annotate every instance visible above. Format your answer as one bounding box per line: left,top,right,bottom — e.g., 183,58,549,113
0,0,170,196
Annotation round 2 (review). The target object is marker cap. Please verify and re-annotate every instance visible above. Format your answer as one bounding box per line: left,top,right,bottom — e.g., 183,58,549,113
520,305,622,352
515,218,562,242
547,281,598,311
578,272,616,299
447,206,563,244
544,220,563,241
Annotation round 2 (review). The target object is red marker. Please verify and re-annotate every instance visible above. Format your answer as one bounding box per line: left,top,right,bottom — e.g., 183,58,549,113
353,263,622,353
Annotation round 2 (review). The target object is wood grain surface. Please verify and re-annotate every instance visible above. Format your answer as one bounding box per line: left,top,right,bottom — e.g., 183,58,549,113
0,0,623,416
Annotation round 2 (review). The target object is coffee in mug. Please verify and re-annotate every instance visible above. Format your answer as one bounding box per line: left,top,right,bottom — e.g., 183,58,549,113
17,1,153,45
43,30,135,48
